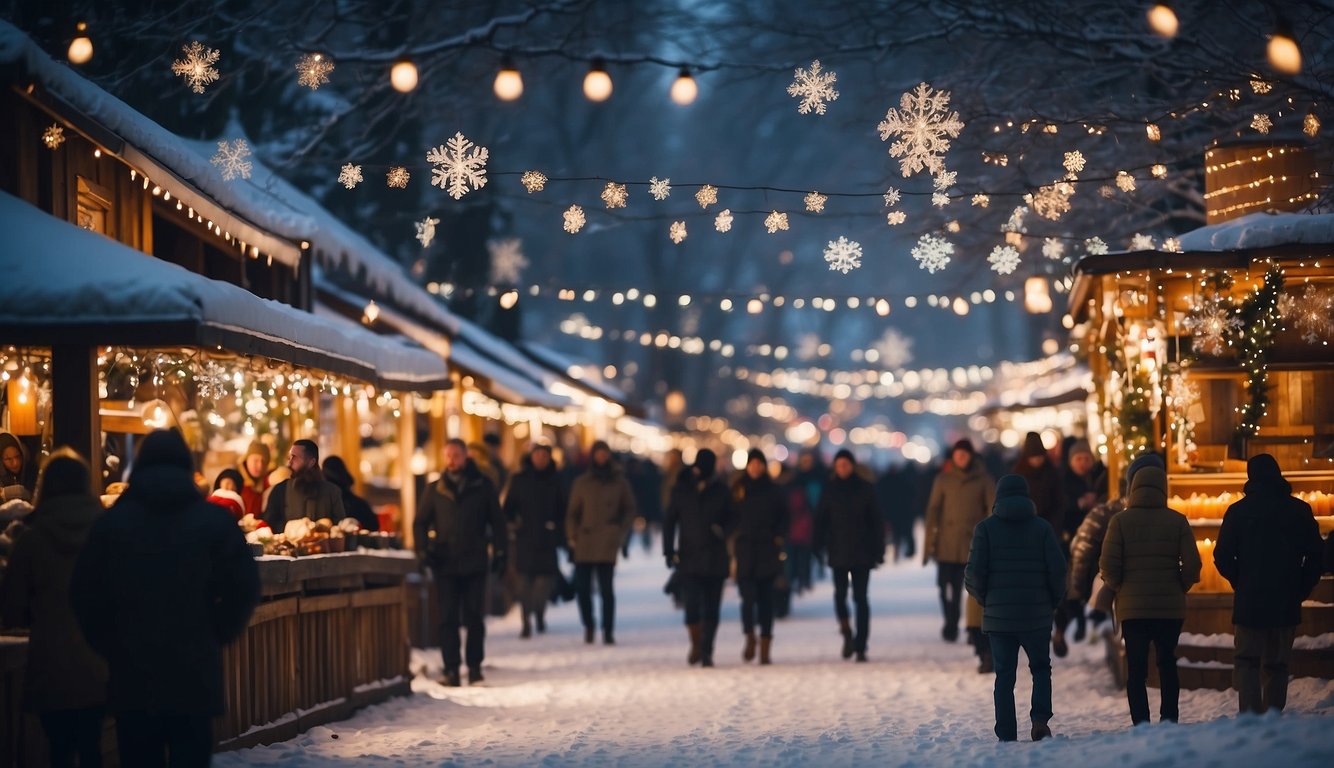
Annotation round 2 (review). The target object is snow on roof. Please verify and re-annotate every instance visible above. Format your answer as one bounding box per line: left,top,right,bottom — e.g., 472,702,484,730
0,190,447,390
449,336,573,410
520,341,630,405
1176,212,1334,252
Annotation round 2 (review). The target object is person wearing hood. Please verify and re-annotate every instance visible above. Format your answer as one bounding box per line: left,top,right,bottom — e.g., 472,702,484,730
731,449,789,665
1,448,108,767
965,475,1067,742
414,438,507,687
263,440,345,530
925,439,996,644
322,455,380,532
0,431,34,502
237,440,271,518
70,429,260,767
664,449,732,667
503,444,567,638
567,440,637,645
1214,454,1324,714
815,449,885,662
1099,464,1200,725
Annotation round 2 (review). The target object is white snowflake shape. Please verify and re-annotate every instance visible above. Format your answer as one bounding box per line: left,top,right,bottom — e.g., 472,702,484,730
764,210,789,234
520,170,547,193
1028,181,1074,221
715,209,733,232
172,41,221,94
1130,233,1155,251
1003,205,1028,234
877,82,964,177
872,328,914,369
946,220,961,233
823,236,863,274
1085,236,1108,255
1183,299,1242,356
601,182,628,209
488,238,528,284
669,221,687,244
933,170,957,191
337,163,363,189
563,205,586,234
971,194,990,207
41,124,64,149
1251,113,1272,134
1152,164,1168,178
296,53,333,90
988,245,1021,275
883,188,901,207
1063,150,1086,178
804,191,827,213
886,211,907,226
1250,79,1272,94
787,59,839,115
1163,237,1182,253
1289,284,1334,344
386,167,410,189
932,192,950,208
910,233,953,273
1116,171,1136,192
1099,185,1116,198
210,139,252,180
427,132,489,200
649,177,671,200
1042,238,1065,260
696,184,718,208
415,216,440,248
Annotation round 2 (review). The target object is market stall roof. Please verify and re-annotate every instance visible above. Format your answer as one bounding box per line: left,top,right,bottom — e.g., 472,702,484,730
519,341,643,417
0,191,449,391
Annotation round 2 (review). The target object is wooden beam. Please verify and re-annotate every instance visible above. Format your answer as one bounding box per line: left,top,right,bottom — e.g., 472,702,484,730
50,344,101,488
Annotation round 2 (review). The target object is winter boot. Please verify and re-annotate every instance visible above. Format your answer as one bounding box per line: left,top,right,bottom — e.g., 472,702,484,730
521,614,532,639
441,669,461,687
603,628,615,645
701,622,717,667
1031,720,1052,741
468,667,485,685
584,626,595,645
759,636,772,665
535,611,547,634
687,624,703,665
1052,630,1069,658
839,619,855,659
743,631,758,662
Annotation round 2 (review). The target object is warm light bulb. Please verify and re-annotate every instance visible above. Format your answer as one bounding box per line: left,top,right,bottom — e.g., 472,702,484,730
1146,4,1178,38
390,59,419,92
1268,30,1301,75
494,59,523,101
499,290,519,309
68,23,93,64
670,68,697,105
583,60,612,102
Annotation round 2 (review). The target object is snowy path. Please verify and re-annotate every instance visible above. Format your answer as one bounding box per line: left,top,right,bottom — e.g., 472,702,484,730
217,540,1334,767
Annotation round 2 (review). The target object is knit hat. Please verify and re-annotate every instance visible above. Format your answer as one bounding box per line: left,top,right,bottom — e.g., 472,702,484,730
833,448,856,465
746,448,767,467
134,429,194,473
950,439,975,456
1068,440,1093,459
1021,431,1046,458
694,448,717,478
244,440,271,468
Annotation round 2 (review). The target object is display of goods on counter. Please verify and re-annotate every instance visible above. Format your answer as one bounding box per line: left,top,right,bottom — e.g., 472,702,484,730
240,515,400,557
1191,538,1229,593
1171,490,1334,520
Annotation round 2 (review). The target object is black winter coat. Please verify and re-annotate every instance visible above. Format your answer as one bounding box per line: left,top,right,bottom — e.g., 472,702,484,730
965,493,1067,634
1061,464,1108,543
664,472,733,578
1067,497,1125,601
69,464,260,715
503,462,567,575
731,475,789,580
1214,480,1323,628
1014,460,1065,540
414,461,506,576
814,474,885,570
340,487,379,532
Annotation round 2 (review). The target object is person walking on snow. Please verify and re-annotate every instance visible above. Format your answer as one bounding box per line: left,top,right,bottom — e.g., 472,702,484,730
924,439,995,645
503,444,567,638
731,448,788,665
664,449,732,667
567,440,637,645
815,449,885,662
1057,440,1107,642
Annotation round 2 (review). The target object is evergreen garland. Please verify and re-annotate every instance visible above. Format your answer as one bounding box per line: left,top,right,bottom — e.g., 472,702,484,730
1232,265,1284,441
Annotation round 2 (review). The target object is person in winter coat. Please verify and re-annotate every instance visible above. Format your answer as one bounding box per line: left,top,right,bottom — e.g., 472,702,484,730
237,439,271,518
1099,465,1200,725
1012,432,1068,655
1214,454,1324,714
414,438,507,686
566,440,637,645
731,448,788,664
815,449,885,662
1056,440,1107,642
924,439,996,644
70,429,260,767
322,455,380,532
503,445,567,638
1,448,108,768
965,474,1067,742
264,440,345,530
664,449,732,667
0,431,33,502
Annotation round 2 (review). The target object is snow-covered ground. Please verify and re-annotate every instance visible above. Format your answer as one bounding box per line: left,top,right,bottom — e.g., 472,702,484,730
216,536,1334,767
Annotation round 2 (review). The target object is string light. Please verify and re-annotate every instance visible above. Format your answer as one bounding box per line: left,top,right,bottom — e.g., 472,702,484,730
493,56,523,101
670,67,698,105
390,59,418,92
1267,24,1302,75
1147,3,1179,38
67,22,93,64
583,58,613,102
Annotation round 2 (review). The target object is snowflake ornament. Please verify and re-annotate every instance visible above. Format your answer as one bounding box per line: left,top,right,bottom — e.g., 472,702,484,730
1003,206,1028,234
804,191,828,213
886,211,907,226
1288,285,1334,344
883,188,901,207
1250,79,1272,94
932,192,950,208
1304,113,1321,138
971,194,990,208
1085,236,1108,255
210,139,252,180
669,221,687,244
877,82,964,177
872,328,914,369
1183,298,1242,356
1042,238,1065,261
1063,150,1086,178
764,210,789,234
1163,237,1182,253
988,245,1021,275
296,53,333,90
386,167,411,188
696,184,718,209
946,220,961,233
427,132,489,200
520,170,547,193
787,59,839,115
823,236,863,274
1130,233,1155,251
337,163,363,189
910,233,954,273
1028,181,1074,221
41,124,64,149
1099,185,1116,198
488,238,528,284
415,216,440,248
649,177,672,200
933,170,957,191
600,182,628,209
1251,114,1272,135
172,41,221,94
563,205,586,234
1116,171,1136,192
715,209,733,232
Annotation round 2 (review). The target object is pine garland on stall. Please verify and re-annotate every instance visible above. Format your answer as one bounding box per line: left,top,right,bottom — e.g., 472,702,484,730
1232,265,1283,441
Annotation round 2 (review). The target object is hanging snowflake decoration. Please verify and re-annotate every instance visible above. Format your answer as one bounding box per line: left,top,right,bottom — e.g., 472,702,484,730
1152,164,1168,179
649,177,671,200
883,188,901,207
932,192,950,208
933,170,957,191
1304,113,1321,138
988,245,1021,275
386,167,411,189
1288,284,1334,344
295,53,334,90
804,191,828,213
669,221,687,244
1003,206,1028,234
563,205,586,234
1250,113,1272,134
877,82,964,177
1027,181,1074,221
872,328,915,369
520,170,547,193
823,236,863,274
946,220,961,233
172,41,221,94
41,124,64,149
415,216,440,248
1099,185,1116,198
696,184,718,208
1250,79,1272,94
601,182,628,209
337,163,363,189
971,194,990,208
1063,150,1086,178
1085,236,1109,255
1183,297,1242,356
787,59,839,115
1130,233,1155,251
910,233,953,273
1163,237,1183,253
210,139,252,180
1116,171,1136,192
1042,238,1065,261
427,132,489,200
487,238,528,284
764,210,789,234
715,209,733,232
886,211,906,226
1146,123,1162,142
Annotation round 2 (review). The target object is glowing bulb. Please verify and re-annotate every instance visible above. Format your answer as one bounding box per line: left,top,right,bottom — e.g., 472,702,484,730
390,59,418,92
583,59,612,102
1146,4,1178,37
1268,29,1301,75
670,67,697,105
499,290,519,309
67,24,92,64
493,58,523,101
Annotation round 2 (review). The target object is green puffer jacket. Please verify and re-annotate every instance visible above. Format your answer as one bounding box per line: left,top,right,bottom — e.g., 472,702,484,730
1099,467,1201,621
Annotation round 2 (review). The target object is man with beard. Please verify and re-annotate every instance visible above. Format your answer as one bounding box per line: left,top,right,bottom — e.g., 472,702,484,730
263,439,345,529
503,444,567,639
567,440,636,645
